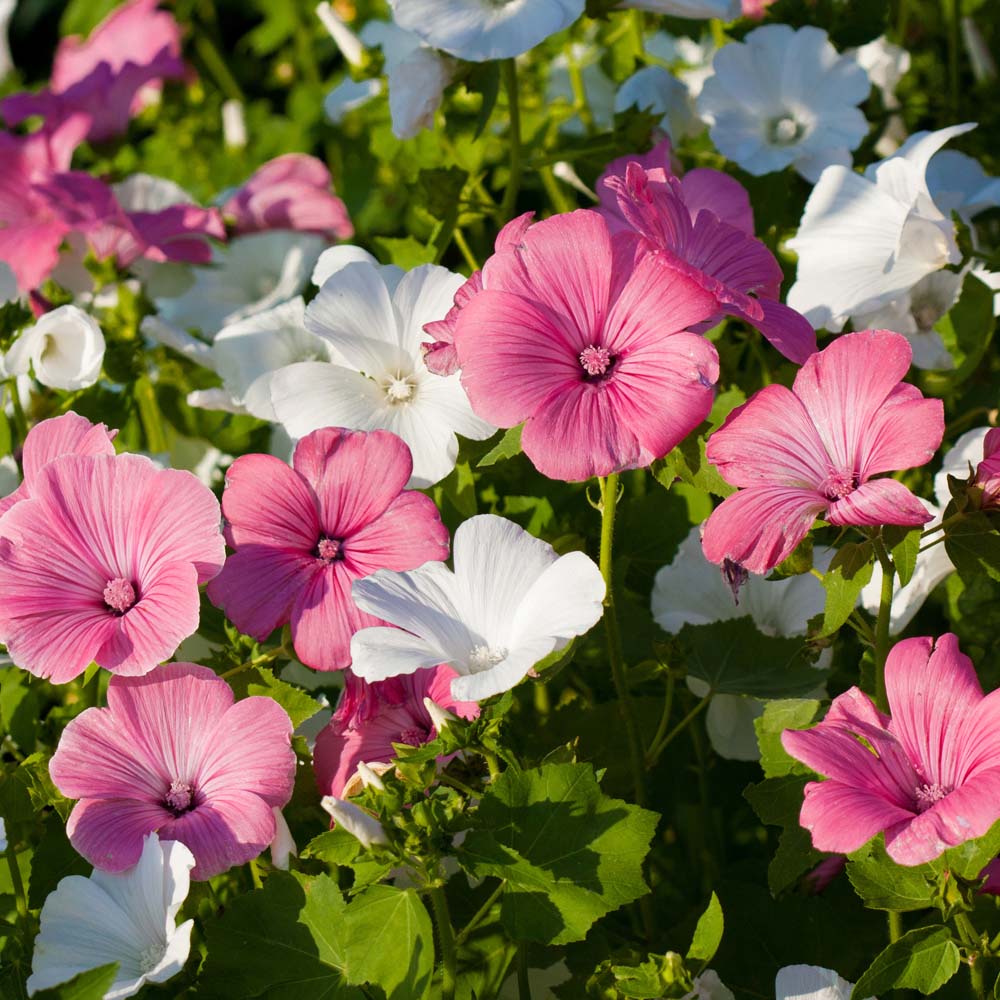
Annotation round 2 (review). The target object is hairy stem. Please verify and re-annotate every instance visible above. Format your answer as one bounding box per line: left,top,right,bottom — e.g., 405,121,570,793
872,538,895,715
429,887,458,1000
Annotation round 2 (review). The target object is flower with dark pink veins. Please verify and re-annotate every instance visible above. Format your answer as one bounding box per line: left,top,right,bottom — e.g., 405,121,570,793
701,330,943,574
207,426,449,672
451,209,720,482
314,667,479,798
49,663,295,879
0,451,224,683
782,633,1000,866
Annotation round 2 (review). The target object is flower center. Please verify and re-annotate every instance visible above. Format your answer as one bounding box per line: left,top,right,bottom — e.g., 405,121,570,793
138,942,166,975
579,344,613,379
913,303,940,332
383,375,416,404
103,577,137,614
914,782,951,812
468,644,508,672
163,779,195,816
316,536,343,562
819,470,859,501
721,558,748,604
768,114,806,146
399,726,430,746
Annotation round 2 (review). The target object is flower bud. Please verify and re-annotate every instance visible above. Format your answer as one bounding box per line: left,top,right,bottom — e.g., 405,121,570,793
321,796,388,849
269,807,297,870
423,697,458,734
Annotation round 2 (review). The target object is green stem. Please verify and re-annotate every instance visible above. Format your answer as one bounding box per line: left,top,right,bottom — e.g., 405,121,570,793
944,0,960,115
453,228,480,272
5,843,27,921
429,887,458,1000
219,643,289,680
599,474,646,808
7,379,27,447
888,909,902,944
646,696,710,768
646,672,676,762
539,166,574,214
135,376,168,454
498,60,523,223
455,880,506,945
482,750,501,780
630,10,645,58
517,947,532,1000
970,957,986,1000
440,773,479,799
872,538,895,715
193,33,245,102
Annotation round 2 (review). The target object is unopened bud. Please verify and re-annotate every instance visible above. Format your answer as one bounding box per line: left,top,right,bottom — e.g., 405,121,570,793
553,161,598,202
321,796,388,849
269,807,297,870
357,761,386,791
424,697,458,734
316,2,365,68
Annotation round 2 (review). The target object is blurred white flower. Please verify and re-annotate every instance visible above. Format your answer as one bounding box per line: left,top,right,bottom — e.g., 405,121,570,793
350,514,606,702
684,970,736,1000
616,66,701,141
27,834,194,1000
547,43,616,136
775,965,872,1000
0,261,15,303
926,148,1000,223
0,0,15,80
698,25,870,181
6,305,105,390
787,123,975,331
852,36,909,108
387,0,585,62
617,0,739,17
0,816,5,853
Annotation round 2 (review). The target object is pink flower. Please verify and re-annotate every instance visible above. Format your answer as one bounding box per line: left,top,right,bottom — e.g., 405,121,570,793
207,427,449,672
49,662,295,879
601,159,816,363
975,428,1000,506
0,452,224,683
314,667,479,798
742,0,775,17
782,633,1000,866
2,0,186,142
452,209,720,482
0,412,116,518
222,154,354,241
100,201,225,268
702,330,943,574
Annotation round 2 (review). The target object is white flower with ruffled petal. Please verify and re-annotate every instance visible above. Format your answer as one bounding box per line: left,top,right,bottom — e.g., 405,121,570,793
776,965,873,1000
268,253,494,487
27,833,194,1000
5,305,105,391
787,123,976,331
349,514,606,701
652,527,830,760
697,25,870,182
387,0,585,62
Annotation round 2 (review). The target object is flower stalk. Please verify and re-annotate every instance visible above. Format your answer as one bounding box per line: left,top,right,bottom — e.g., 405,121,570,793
872,536,896,715
429,886,458,1000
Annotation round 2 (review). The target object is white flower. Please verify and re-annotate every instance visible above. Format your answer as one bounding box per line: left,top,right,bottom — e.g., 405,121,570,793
0,0,15,80
651,527,830,760
926,149,1000,223
324,77,383,123
27,833,194,1000
787,123,976,331
268,255,494,488
0,455,18,500
616,0,739,18
0,261,16,303
547,43,616,136
269,808,297,870
387,0,585,62
320,796,388,849
775,964,873,1000
684,970,735,1000
852,36,910,109
114,174,194,213
697,25,870,181
350,514,606,702
5,305,105,390
615,66,701,141
150,232,326,341
0,817,6,853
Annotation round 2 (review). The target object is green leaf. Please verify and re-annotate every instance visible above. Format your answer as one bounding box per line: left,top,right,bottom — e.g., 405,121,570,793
941,815,1000,880
935,271,996,385
678,617,824,699
744,776,825,895
610,952,689,999
653,433,735,499
28,815,90,909
755,700,823,779
32,965,120,1000
846,838,939,912
944,509,1000,584
477,425,523,467
339,885,434,1000
247,669,323,729
199,872,364,999
852,926,960,997
301,827,362,867
457,762,658,944
372,236,436,270
686,892,723,965
437,460,477,518
884,525,922,588
468,63,501,140
819,541,873,636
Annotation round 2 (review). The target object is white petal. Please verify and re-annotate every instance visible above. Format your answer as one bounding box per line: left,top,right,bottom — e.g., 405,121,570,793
312,245,381,288
8,305,105,390
113,174,194,213
269,808,297,870
389,47,454,140
449,636,555,701
390,265,466,359
268,361,384,439
935,427,991,505
350,624,452,682
775,964,862,1000
323,77,383,123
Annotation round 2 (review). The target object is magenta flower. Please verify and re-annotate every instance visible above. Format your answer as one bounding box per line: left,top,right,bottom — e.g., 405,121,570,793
0,412,115,518
49,662,295,879
2,0,186,142
314,667,479,798
702,330,943,574
0,453,224,683
782,633,1000,866
601,160,816,363
452,209,719,482
222,155,354,242
207,427,449,672
975,428,1000,506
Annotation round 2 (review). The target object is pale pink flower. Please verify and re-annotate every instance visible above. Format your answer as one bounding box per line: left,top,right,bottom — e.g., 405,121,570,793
0,452,224,683
452,209,719,482
600,159,816,363
782,633,1000,866
0,412,115,518
49,663,295,879
314,667,478,798
1,0,186,142
975,428,1000,505
207,427,449,672
702,330,943,574
223,155,354,241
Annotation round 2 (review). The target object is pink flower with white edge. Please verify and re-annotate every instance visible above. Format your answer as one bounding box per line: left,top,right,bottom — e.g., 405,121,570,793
701,330,943,575
223,154,354,242
782,633,1000,866
600,159,816,363
49,663,295,879
0,451,224,683
315,668,479,798
207,427,449,672
452,209,720,482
